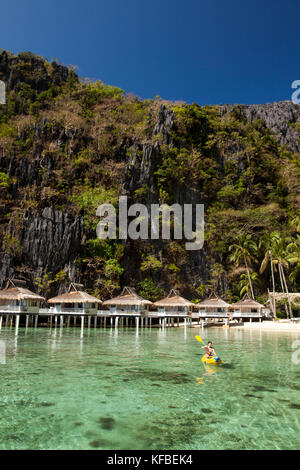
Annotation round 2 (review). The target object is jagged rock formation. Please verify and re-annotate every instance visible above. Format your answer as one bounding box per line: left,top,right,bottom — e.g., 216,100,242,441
0,50,299,299
0,50,75,93
19,208,83,271
238,102,300,152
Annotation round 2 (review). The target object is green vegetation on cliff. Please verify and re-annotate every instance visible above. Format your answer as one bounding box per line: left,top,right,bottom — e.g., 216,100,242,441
0,50,299,310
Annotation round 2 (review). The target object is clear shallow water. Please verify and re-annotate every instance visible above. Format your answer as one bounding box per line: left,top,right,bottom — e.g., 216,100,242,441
0,326,299,450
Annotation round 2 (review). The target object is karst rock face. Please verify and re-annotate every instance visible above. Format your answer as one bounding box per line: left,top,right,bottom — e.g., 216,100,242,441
0,51,299,296
239,102,300,152
0,50,75,93
19,208,84,270
0,207,84,286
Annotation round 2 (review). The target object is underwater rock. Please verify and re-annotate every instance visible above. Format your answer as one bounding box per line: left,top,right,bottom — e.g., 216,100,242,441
289,403,300,410
89,439,108,448
98,417,116,430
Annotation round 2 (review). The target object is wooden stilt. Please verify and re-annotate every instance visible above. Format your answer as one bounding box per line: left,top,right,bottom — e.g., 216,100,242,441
0,316,2,330
80,316,84,337
34,315,38,328
15,315,20,336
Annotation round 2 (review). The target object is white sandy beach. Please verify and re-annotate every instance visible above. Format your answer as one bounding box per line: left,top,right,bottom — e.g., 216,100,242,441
239,321,300,333
191,320,300,333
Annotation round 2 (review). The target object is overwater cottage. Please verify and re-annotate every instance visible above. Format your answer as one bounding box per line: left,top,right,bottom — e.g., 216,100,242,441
47,283,102,315
153,289,194,316
0,279,45,314
231,293,264,322
102,287,152,316
195,293,230,323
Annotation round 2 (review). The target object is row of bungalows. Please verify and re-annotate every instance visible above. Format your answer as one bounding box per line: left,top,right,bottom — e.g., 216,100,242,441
0,279,267,324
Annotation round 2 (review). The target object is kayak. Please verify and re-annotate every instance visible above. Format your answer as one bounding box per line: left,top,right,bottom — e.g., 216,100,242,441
201,354,222,365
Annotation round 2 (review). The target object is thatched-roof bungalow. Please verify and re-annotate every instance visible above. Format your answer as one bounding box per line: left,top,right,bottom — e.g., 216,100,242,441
102,287,152,315
195,293,230,319
231,294,264,321
0,279,45,314
153,289,194,316
47,283,102,314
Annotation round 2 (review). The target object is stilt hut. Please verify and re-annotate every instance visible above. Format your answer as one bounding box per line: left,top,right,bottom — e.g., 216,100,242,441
195,293,230,322
47,283,102,314
231,293,264,322
0,279,45,314
102,287,152,315
153,289,194,316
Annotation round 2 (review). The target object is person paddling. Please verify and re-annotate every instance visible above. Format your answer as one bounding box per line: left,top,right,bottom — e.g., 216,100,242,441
201,341,217,360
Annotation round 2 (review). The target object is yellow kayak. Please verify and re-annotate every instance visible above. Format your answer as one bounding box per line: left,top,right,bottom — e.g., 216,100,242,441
201,354,223,365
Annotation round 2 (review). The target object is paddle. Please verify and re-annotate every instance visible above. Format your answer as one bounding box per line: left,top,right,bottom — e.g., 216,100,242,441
195,335,204,344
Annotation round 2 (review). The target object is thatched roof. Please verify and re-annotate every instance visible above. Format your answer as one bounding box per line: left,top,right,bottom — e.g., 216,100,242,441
103,287,152,306
195,293,230,309
154,289,194,307
0,279,45,301
48,283,102,304
232,293,264,309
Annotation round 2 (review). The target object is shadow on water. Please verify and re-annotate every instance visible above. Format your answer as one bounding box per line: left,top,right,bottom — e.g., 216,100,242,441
221,363,234,369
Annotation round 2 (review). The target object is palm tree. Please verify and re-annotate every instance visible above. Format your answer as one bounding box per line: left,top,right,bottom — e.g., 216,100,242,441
239,272,259,297
259,232,277,318
260,232,292,318
229,234,258,299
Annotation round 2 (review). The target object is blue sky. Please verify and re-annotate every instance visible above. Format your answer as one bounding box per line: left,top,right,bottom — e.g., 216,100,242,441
1,0,299,105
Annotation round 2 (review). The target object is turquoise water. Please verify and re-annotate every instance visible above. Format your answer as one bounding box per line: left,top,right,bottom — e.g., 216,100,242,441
0,325,299,450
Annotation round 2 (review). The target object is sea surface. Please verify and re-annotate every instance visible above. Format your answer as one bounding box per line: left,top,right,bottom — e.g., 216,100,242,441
0,325,299,450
